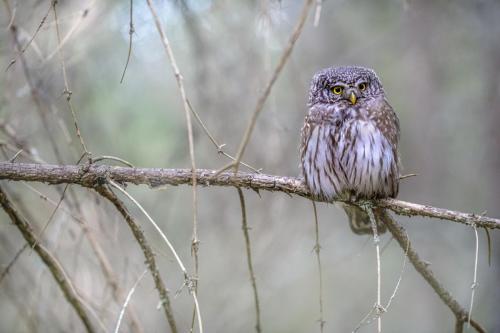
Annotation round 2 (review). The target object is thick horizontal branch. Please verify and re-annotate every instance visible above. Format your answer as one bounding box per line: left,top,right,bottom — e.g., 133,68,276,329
0,162,498,229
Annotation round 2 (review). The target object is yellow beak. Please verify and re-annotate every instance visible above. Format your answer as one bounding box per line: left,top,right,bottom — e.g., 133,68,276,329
349,92,357,105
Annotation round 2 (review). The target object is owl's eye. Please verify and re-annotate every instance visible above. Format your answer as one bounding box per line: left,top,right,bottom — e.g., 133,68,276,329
331,86,343,95
358,82,367,91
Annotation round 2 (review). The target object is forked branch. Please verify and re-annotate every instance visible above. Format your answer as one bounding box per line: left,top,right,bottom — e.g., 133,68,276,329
0,186,96,333
379,211,486,333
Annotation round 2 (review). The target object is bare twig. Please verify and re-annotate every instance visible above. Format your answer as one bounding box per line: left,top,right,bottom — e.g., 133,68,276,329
1,162,498,230
144,6,200,332
354,227,410,331
0,121,45,163
53,1,90,157
376,199,500,229
114,269,147,333
399,173,418,180
237,188,261,333
215,0,314,175
0,185,96,333
94,185,178,333
467,224,479,328
44,2,93,63
109,180,187,273
91,155,134,168
187,100,261,173
0,243,28,285
120,0,134,83
20,181,144,333
311,201,325,332
379,212,486,333
366,205,383,333
384,231,409,311
313,0,323,27
4,0,52,72
108,180,203,333
3,0,66,163
32,182,70,249
31,154,85,250
8,149,23,163
484,227,491,266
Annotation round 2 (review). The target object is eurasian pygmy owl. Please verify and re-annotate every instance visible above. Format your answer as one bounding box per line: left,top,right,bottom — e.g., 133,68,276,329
300,66,400,234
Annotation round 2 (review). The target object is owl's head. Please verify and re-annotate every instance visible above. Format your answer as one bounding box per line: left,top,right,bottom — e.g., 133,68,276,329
308,66,384,106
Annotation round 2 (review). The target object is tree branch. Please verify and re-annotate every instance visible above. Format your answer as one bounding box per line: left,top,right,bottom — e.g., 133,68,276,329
379,212,486,333
0,185,96,333
0,162,498,229
94,185,178,333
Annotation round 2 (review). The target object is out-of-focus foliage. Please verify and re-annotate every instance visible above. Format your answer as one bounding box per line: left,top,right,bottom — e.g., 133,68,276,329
1,0,499,332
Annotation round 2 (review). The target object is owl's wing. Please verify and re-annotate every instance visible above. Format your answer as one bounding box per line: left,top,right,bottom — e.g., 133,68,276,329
299,115,313,170
368,97,401,196
369,97,400,148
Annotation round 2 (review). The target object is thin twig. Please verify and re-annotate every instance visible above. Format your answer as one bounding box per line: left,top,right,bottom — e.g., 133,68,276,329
379,236,394,255
0,185,96,333
109,180,187,273
215,0,314,175
120,0,134,83
32,183,70,250
187,100,261,173
399,173,418,180
467,224,479,328
313,0,323,27
8,149,23,163
108,180,203,333
20,184,144,333
379,212,486,333
1,162,499,230
0,243,28,285
311,201,325,332
4,0,53,72
353,227,409,332
144,3,200,332
0,122,45,163
365,205,383,333
31,154,86,250
483,227,491,266
94,185,178,333
384,230,409,310
237,188,262,333
44,2,93,63
3,0,66,163
92,155,134,168
53,1,90,157
114,269,147,333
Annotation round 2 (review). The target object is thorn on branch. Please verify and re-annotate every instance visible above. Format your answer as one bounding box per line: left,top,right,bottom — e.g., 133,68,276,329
63,89,73,101
217,144,226,154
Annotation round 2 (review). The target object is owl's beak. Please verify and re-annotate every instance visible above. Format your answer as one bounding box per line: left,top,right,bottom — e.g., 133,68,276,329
349,91,357,105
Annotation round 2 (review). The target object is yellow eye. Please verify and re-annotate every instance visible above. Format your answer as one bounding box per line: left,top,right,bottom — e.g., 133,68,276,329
358,82,367,91
332,86,343,95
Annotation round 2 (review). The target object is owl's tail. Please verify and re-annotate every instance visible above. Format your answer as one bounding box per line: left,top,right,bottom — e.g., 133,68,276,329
342,204,387,235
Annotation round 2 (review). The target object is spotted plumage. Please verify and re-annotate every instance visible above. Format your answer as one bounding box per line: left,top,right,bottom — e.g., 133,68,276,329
300,66,400,234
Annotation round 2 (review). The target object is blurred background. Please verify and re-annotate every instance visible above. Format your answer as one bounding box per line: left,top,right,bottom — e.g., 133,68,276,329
1,0,500,332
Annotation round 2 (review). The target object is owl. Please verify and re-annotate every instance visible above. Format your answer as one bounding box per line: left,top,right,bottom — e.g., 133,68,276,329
300,66,400,234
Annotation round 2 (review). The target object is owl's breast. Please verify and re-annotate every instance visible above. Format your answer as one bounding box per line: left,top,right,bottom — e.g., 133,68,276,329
301,122,347,201
338,118,399,198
